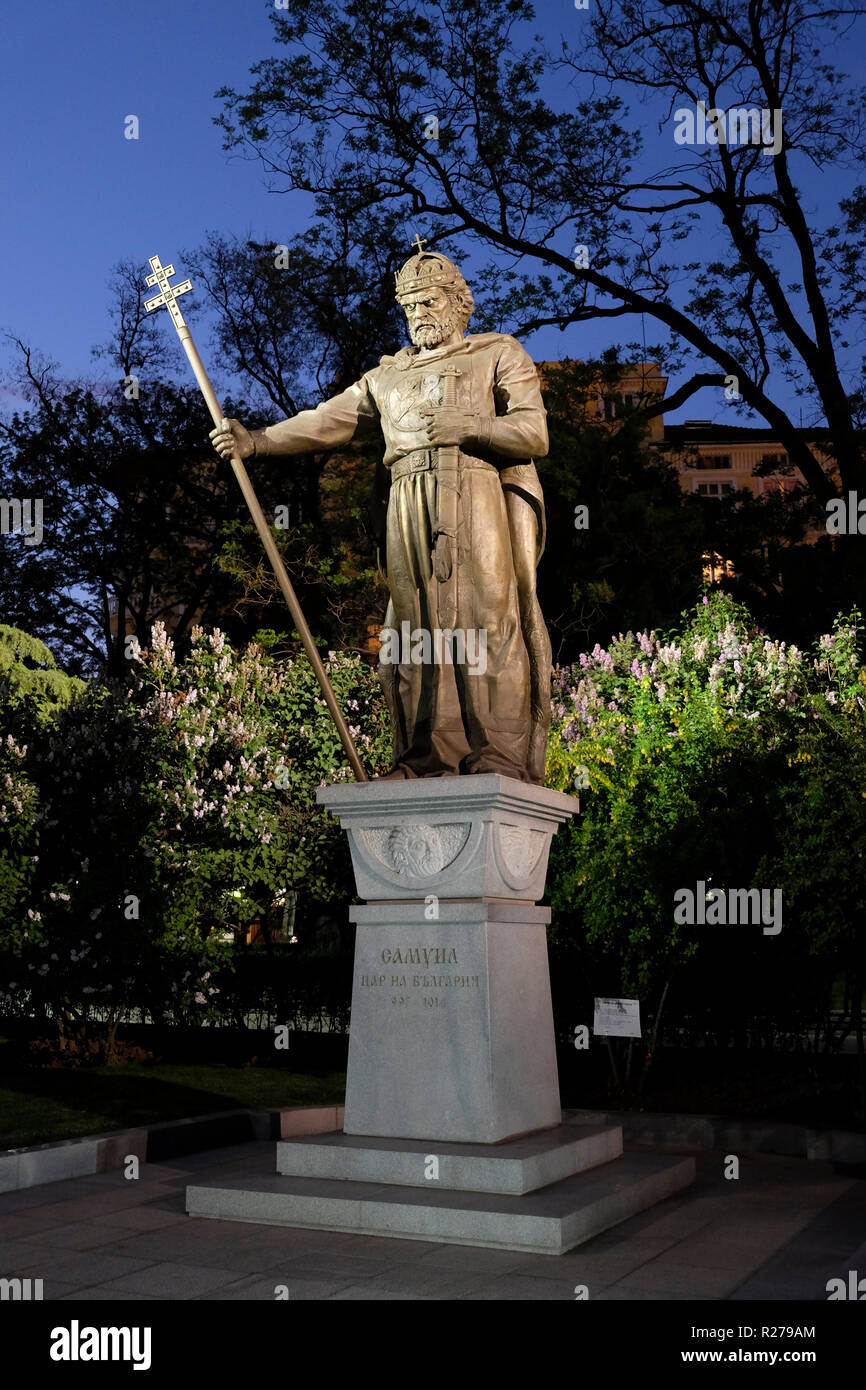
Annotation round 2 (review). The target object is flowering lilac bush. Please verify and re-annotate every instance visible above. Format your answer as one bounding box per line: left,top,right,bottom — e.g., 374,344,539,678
4,598,863,1071
545,593,866,1075
547,594,861,789
133,620,391,914
0,624,391,1056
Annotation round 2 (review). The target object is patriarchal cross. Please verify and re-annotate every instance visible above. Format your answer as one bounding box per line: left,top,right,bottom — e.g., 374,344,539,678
143,256,193,330
142,253,367,782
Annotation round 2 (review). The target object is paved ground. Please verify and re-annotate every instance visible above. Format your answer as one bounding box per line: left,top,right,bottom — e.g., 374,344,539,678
1,1141,864,1301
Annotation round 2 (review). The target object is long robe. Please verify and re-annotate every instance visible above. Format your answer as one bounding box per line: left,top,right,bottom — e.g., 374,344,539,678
254,332,550,781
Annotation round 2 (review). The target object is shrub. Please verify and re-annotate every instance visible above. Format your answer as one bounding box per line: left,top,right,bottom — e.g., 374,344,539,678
545,593,866,1086
1,624,391,1057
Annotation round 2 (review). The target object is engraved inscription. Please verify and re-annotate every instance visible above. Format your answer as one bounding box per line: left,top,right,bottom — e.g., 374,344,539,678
382,946,458,965
358,953,480,1007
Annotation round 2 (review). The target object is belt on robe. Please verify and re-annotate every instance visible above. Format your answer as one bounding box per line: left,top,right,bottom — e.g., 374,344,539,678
389,449,499,481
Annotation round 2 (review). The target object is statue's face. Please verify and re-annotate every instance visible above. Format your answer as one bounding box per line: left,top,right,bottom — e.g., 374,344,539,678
399,286,458,349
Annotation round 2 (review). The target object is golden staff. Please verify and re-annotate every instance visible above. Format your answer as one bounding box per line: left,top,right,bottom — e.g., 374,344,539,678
143,254,369,783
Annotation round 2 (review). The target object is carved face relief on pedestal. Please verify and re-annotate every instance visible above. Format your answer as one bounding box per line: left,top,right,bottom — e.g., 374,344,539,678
358,822,471,882
387,825,441,876
494,824,547,888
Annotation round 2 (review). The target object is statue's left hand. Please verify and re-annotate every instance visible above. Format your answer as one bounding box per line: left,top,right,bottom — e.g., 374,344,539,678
418,407,477,447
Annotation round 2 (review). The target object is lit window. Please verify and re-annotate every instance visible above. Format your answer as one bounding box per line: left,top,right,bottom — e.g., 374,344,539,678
702,552,736,583
696,482,734,497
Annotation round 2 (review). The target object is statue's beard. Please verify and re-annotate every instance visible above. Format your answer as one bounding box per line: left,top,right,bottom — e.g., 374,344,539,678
410,312,458,348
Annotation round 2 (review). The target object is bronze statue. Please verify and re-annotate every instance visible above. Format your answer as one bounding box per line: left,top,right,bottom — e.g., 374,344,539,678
211,241,551,783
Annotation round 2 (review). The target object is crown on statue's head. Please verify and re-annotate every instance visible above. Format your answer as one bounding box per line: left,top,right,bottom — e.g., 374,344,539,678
394,237,468,299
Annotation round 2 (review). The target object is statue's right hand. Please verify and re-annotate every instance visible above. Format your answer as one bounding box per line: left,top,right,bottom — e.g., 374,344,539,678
210,418,254,461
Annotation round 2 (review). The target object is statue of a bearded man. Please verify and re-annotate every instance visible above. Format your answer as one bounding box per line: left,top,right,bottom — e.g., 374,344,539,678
211,242,552,783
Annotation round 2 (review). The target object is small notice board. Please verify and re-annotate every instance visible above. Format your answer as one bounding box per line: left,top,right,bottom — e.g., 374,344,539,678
593,997,642,1038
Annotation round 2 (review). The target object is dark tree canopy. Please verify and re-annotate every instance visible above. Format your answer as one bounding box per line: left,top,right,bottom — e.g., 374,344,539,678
0,248,391,675
215,0,866,501
0,345,258,677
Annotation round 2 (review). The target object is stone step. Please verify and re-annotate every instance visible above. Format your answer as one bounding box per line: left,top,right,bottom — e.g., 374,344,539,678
276,1123,622,1195
186,1151,695,1255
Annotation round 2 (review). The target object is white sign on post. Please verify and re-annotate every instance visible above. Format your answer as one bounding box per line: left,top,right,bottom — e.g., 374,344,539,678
593,997,642,1038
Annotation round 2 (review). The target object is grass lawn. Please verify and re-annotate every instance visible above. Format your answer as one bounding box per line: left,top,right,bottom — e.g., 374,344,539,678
0,1062,347,1151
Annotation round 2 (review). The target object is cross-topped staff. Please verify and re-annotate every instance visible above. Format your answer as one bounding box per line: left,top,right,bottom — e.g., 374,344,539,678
143,254,369,783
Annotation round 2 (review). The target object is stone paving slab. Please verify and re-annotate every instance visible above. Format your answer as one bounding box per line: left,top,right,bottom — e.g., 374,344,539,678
57,1287,163,1301
0,1209,76,1239
201,1272,354,1301
517,1235,682,1289
256,1250,421,1282
87,1205,189,1232
728,1278,829,1301
371,1241,538,1274
317,1264,493,1298
19,1220,141,1251
614,1259,753,1298
13,1249,163,1288
464,1273,581,1301
0,1140,862,1301
594,1286,666,1301
326,1286,430,1300
99,1261,257,1300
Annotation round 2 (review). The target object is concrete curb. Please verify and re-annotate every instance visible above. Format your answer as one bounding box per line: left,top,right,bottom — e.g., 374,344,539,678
565,1108,866,1165
0,1105,345,1194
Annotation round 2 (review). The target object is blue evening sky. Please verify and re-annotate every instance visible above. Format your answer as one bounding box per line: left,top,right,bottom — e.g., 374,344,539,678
0,1,856,426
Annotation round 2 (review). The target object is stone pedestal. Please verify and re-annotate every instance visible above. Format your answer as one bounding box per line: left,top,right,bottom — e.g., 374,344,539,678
185,774,696,1252
344,902,559,1143
320,775,575,1144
